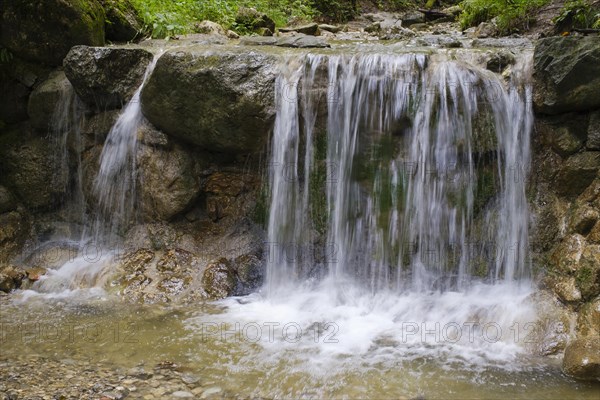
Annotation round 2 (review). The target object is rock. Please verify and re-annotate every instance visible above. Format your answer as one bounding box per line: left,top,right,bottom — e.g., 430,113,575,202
0,0,105,65
563,338,600,381
233,253,263,294
0,131,69,210
101,0,143,42
533,37,600,114
475,22,497,38
526,290,575,356
0,265,25,292
172,391,194,398
0,186,17,214
589,221,600,243
27,71,73,131
235,7,275,35
555,152,600,197
553,276,582,303
569,205,599,235
226,30,240,39
443,5,462,17
201,258,236,299
279,23,320,36
550,126,584,157
63,46,153,109
239,36,278,46
0,210,30,262
200,387,222,399
400,11,425,27
550,234,586,273
319,24,341,33
179,33,227,45
364,22,381,33
485,51,516,73
141,49,277,154
576,297,600,338
137,127,199,221
588,111,600,150
576,244,600,300
276,35,330,48
205,172,255,221
80,109,121,150
193,20,227,36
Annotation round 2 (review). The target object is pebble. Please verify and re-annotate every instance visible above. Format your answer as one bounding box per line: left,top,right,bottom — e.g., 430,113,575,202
172,390,195,398
200,387,223,398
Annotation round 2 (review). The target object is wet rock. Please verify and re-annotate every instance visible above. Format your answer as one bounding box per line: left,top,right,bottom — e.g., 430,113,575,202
279,23,319,36
576,297,600,338
172,391,194,398
0,265,25,292
533,37,600,114
276,35,330,48
141,50,277,154
137,129,200,221
101,0,143,42
526,290,575,356
550,126,584,157
0,0,105,65
589,221,600,243
80,110,122,150
63,46,153,109
575,244,600,300
201,258,236,299
400,11,425,27
319,24,341,33
563,338,600,381
485,51,516,73
193,20,227,36
0,210,30,262
27,71,73,131
555,152,600,197
235,7,275,35
553,276,582,303
240,36,278,46
200,387,222,399
588,111,600,150
205,172,256,221
233,253,264,294
474,22,498,38
550,234,586,273
226,30,239,39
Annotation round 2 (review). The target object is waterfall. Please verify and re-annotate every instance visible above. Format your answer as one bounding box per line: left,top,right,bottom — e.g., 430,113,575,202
266,50,533,293
32,53,162,294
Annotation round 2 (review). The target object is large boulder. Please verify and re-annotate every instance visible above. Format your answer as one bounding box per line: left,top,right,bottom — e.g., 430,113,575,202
136,124,200,221
141,49,277,154
563,338,600,381
533,37,600,115
100,0,143,42
63,46,153,109
27,71,73,132
0,0,105,66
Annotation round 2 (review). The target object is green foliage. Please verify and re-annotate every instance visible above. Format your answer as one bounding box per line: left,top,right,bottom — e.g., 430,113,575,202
553,0,600,30
311,0,356,22
459,0,550,34
130,0,319,38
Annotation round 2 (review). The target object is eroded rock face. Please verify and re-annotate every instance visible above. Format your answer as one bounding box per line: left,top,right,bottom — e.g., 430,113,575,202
141,49,277,154
555,152,600,198
0,0,105,66
201,258,236,299
533,37,600,115
563,338,600,381
64,46,153,109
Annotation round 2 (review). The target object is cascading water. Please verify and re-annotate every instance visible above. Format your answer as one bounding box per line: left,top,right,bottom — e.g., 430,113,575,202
207,48,537,373
31,53,162,294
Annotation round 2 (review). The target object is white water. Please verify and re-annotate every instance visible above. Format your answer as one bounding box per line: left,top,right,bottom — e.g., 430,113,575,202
222,49,536,370
30,53,162,294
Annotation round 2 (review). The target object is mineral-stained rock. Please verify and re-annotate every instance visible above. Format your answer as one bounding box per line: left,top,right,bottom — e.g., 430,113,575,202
201,258,236,299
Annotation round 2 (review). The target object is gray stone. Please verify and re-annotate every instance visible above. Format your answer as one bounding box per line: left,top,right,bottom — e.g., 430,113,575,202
27,71,73,131
276,35,330,48
64,46,153,109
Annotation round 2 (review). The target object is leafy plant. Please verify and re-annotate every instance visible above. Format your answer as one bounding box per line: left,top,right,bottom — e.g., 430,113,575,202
554,0,600,30
0,47,13,64
459,0,550,34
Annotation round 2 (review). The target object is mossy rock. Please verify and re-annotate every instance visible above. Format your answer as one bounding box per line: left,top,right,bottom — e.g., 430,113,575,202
100,0,143,42
1,0,105,66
